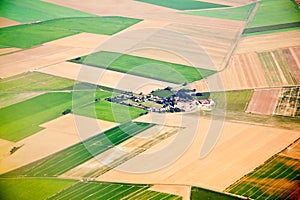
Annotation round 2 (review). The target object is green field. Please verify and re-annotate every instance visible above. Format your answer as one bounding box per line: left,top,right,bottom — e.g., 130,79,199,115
209,90,253,112
48,181,181,200
191,187,246,200
0,92,73,141
0,178,76,200
151,89,175,98
244,0,300,35
70,51,216,84
0,17,141,48
137,0,227,10
226,155,300,199
0,72,74,92
181,3,255,21
1,122,154,177
0,0,95,22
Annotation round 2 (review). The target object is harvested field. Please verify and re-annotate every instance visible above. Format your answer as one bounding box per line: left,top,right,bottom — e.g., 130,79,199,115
1,122,154,177
0,17,19,28
98,115,300,190
0,139,14,161
226,155,300,200
0,47,20,55
279,139,300,160
274,86,300,117
0,44,93,78
235,30,300,54
246,88,280,115
60,125,180,179
38,62,178,94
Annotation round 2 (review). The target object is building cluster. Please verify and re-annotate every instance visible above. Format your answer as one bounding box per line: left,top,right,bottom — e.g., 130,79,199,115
105,88,215,113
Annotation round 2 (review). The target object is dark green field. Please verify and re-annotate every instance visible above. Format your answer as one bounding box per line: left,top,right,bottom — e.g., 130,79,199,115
1,122,154,177
191,187,247,200
226,155,300,200
137,0,227,10
151,89,175,98
70,51,216,84
0,17,141,48
182,3,255,21
0,0,95,22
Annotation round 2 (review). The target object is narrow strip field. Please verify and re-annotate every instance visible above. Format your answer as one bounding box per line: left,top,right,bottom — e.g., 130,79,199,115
226,155,300,200
1,122,154,177
70,51,216,84
48,181,181,200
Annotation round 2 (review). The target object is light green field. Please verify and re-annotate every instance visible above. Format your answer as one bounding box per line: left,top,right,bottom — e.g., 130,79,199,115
0,17,141,48
70,51,216,84
247,0,300,28
181,3,255,21
137,0,227,10
0,0,95,22
0,178,76,200
0,72,74,92
152,89,175,98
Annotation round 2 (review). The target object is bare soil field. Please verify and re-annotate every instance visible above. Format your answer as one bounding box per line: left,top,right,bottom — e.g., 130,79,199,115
150,184,191,200
0,32,111,78
0,48,21,55
279,139,300,160
246,88,281,115
0,139,15,162
97,115,300,191
195,0,254,7
235,30,300,54
0,17,19,28
0,114,118,175
38,62,177,94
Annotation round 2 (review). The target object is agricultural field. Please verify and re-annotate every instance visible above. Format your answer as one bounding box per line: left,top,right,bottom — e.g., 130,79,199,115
1,122,154,177
191,187,246,200
70,51,216,84
274,86,300,117
151,89,175,98
181,3,255,21
0,0,95,22
226,155,300,200
0,178,181,200
209,90,253,111
0,178,76,200
0,17,141,48
137,0,227,10
244,0,300,35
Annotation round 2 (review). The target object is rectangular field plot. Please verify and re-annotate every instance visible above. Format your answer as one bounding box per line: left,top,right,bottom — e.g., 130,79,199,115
274,86,300,117
0,178,76,200
0,72,74,92
137,0,227,10
0,17,141,48
70,51,216,84
1,122,155,177
226,155,300,200
191,187,247,200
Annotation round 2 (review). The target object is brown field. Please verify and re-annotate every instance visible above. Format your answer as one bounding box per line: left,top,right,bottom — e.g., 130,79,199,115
38,62,177,94
0,139,15,161
195,0,254,7
235,30,300,54
97,114,300,191
0,47,21,55
0,114,118,174
246,88,280,115
0,17,19,28
279,139,300,160
0,33,110,78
